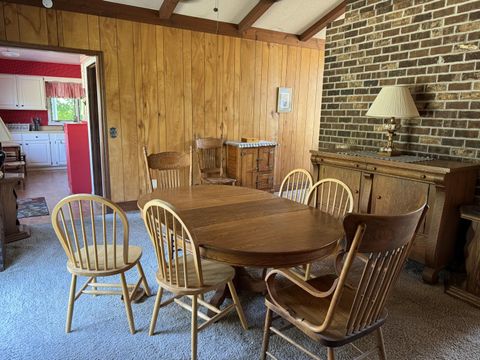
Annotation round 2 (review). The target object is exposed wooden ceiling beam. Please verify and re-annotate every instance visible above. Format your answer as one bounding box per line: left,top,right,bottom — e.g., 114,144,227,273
298,0,346,42
158,0,180,19
238,0,278,33
3,0,324,50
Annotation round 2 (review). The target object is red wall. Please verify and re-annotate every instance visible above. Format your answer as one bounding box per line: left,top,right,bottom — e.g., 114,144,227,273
0,59,81,125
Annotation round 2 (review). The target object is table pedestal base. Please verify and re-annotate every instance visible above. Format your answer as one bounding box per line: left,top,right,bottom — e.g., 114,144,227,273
209,267,266,316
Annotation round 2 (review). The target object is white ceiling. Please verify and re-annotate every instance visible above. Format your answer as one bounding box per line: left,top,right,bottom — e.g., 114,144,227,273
105,0,344,39
0,47,83,64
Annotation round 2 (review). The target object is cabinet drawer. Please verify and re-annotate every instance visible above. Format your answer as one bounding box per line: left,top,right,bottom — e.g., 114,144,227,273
50,133,65,141
22,133,50,141
10,133,23,142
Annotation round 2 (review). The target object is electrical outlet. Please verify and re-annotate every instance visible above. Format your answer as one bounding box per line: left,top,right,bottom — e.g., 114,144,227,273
152,179,158,189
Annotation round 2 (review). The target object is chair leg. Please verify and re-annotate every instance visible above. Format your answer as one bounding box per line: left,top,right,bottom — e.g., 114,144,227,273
65,274,77,333
304,263,311,280
227,281,248,330
327,347,335,360
191,294,198,360
260,308,273,360
92,277,97,296
120,272,135,334
149,287,163,336
377,327,387,360
136,262,151,296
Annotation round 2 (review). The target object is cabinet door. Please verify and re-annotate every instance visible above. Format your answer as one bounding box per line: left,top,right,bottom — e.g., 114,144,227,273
16,76,46,110
371,174,428,215
57,140,67,166
256,172,274,191
319,165,361,212
257,146,275,172
239,148,257,188
24,141,52,166
0,74,18,109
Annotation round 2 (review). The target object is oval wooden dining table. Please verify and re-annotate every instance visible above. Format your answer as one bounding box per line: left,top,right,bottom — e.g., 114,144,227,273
137,185,344,308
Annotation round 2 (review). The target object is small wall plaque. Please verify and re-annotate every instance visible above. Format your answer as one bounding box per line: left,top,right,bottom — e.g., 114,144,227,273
277,87,292,113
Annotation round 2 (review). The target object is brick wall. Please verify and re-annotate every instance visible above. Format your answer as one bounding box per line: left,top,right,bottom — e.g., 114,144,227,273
320,0,480,160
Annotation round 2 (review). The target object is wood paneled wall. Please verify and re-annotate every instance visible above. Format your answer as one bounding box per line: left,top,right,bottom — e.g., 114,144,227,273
0,3,324,202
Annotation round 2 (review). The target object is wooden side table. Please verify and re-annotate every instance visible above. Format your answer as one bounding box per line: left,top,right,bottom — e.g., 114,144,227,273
0,174,30,271
445,205,480,308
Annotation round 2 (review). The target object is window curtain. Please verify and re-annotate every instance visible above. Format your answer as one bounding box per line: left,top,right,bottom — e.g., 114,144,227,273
45,81,85,99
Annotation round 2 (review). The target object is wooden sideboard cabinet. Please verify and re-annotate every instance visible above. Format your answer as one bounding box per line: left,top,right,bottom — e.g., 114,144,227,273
226,142,276,192
311,149,480,284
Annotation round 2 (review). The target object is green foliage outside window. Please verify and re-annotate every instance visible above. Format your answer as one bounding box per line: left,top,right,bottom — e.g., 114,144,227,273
49,97,82,123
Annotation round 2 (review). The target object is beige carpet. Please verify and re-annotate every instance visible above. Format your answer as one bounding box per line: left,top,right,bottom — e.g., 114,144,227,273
1,212,479,359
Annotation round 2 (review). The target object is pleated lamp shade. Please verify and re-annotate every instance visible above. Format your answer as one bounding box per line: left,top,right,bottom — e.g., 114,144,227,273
366,86,419,119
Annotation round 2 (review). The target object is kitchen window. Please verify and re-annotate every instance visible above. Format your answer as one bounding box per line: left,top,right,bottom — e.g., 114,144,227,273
48,97,83,123
45,81,86,124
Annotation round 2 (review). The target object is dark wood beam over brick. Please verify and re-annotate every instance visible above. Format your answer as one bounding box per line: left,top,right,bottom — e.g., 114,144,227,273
158,0,180,19
238,0,279,33
299,0,347,42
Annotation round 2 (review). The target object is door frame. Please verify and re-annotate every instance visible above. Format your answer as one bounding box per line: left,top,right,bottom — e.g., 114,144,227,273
0,40,111,200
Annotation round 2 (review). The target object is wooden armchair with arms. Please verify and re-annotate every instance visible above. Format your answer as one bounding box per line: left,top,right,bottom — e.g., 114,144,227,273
195,137,236,185
143,146,193,192
261,204,428,360
142,199,248,360
51,194,151,334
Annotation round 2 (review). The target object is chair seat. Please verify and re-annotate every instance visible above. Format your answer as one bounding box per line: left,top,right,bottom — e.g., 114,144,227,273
203,176,236,185
156,254,235,293
67,245,142,276
266,274,387,347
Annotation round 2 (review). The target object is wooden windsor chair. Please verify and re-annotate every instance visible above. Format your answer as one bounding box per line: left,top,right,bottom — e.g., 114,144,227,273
302,178,354,279
51,194,151,334
278,168,314,205
261,204,428,360
195,137,236,185
142,199,248,360
143,146,193,192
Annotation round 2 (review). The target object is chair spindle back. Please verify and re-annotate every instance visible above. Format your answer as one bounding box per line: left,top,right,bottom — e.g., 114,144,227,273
51,194,129,272
143,146,193,192
306,178,354,218
142,199,203,290
195,137,224,179
278,169,314,204
323,205,428,336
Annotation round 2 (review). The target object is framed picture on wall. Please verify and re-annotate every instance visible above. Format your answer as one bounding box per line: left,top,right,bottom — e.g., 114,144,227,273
277,87,292,113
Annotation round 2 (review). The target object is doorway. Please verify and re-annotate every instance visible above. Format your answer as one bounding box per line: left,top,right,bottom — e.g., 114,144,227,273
0,42,109,225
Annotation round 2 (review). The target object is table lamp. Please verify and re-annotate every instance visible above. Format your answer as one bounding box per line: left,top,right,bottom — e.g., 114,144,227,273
0,117,13,179
366,86,419,157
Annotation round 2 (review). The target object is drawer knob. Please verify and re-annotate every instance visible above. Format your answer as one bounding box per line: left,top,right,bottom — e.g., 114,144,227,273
377,195,382,200
372,167,377,171
420,174,426,179
355,189,359,194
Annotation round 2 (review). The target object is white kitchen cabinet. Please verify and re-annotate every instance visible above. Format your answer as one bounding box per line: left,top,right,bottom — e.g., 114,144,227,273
23,141,52,167
0,74,46,110
9,132,67,168
50,133,67,166
0,74,18,109
16,76,46,110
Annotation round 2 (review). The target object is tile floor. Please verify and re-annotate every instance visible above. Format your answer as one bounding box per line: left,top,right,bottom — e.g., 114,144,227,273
15,169,70,225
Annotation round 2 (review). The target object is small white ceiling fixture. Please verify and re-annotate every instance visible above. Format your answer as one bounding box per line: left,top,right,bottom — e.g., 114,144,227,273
42,0,53,9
